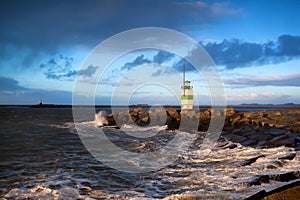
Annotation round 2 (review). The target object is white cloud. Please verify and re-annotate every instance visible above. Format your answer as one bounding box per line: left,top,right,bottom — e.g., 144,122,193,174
224,72,300,87
225,91,292,104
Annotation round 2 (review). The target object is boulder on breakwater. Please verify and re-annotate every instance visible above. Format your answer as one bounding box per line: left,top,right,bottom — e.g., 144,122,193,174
104,106,300,150
245,180,300,200
223,108,300,150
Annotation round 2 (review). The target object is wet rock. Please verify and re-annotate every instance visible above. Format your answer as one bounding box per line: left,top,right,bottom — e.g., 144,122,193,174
260,121,271,127
107,113,116,125
278,153,296,160
270,135,296,147
228,113,243,126
268,128,287,136
216,140,229,148
129,114,138,122
247,175,271,186
140,116,149,124
266,160,284,169
224,134,247,143
166,115,180,130
269,134,289,143
244,131,273,141
224,107,235,117
137,109,148,119
132,106,143,114
200,110,211,119
127,108,151,126
290,126,300,133
207,107,214,113
245,190,267,200
290,133,300,138
137,110,150,126
245,180,300,200
240,155,265,166
113,108,151,126
250,119,259,126
270,171,300,182
262,112,269,118
254,140,267,147
227,127,242,135
295,144,300,151
273,111,282,116
248,171,300,186
225,108,300,131
239,126,254,134
276,138,296,147
166,107,180,121
223,143,238,149
237,118,251,127
241,139,258,147
199,110,211,131
108,107,300,150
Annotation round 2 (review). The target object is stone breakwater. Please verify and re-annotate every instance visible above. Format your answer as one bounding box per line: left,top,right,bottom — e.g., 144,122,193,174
223,108,300,150
104,107,300,150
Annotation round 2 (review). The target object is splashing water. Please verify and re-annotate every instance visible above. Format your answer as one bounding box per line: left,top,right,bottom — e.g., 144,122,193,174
94,110,108,127
1,107,300,200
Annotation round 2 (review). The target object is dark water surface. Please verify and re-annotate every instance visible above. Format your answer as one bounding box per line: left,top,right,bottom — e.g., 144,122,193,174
0,107,299,199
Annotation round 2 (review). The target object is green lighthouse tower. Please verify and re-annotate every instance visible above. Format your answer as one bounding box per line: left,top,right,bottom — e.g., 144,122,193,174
181,64,194,110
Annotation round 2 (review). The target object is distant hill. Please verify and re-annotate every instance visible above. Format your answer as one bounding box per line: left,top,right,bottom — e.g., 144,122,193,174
239,103,274,106
277,103,300,107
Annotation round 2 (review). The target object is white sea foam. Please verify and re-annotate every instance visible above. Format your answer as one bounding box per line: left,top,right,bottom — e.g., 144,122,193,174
42,116,300,199
3,185,92,200
121,124,168,132
94,110,108,127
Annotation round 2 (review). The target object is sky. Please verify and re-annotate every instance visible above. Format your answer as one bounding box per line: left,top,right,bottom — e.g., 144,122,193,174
0,0,300,105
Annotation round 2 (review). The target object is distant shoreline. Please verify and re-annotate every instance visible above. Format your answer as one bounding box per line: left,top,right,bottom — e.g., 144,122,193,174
0,104,299,109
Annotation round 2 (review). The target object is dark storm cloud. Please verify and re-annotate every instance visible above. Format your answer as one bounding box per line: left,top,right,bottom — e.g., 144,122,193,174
119,34,300,74
153,50,175,64
122,51,175,71
203,39,262,69
40,55,99,79
202,34,300,69
0,76,73,104
77,65,99,77
4,0,300,74
121,49,205,74
122,50,178,71
0,76,25,91
154,34,300,72
40,55,77,80
0,0,240,55
0,76,111,104
121,55,151,70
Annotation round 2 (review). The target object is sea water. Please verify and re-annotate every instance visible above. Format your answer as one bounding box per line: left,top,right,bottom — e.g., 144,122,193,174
0,107,299,199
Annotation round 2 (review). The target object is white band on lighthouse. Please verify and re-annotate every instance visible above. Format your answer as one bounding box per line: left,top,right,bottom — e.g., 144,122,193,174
181,66,194,110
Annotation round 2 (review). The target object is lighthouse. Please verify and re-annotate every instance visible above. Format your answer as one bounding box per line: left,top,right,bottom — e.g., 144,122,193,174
181,64,194,110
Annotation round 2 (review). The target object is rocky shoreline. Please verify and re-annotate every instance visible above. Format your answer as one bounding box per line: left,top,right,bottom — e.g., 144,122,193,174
104,106,300,151
223,107,300,150
103,106,300,199
245,180,300,200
